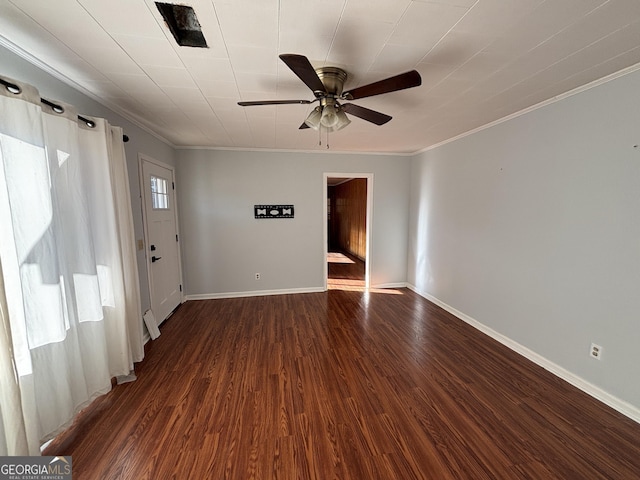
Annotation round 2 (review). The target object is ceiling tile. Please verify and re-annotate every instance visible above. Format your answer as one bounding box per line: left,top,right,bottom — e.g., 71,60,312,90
416,62,461,91
228,45,279,74
531,22,640,88
424,75,474,101
528,18,632,68
199,81,240,98
248,116,276,134
278,0,345,62
414,0,477,6
388,1,470,47
143,66,197,88
448,51,511,82
235,72,277,96
187,58,235,83
454,0,546,37
113,34,182,67
553,46,640,94
82,47,145,76
370,43,430,73
28,56,102,87
79,0,163,38
227,125,256,146
277,36,335,65
9,0,115,50
200,130,232,145
483,0,607,57
328,19,395,71
215,108,249,124
342,0,411,25
578,0,640,37
215,0,279,47
108,73,162,94
77,79,128,99
423,31,497,66
209,96,246,112
161,86,207,104
275,75,313,101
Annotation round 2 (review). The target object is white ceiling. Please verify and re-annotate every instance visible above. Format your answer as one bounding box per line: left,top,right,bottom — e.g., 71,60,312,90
1,0,640,154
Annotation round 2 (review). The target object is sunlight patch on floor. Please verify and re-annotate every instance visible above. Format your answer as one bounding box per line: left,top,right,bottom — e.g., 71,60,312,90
327,278,403,294
327,252,355,264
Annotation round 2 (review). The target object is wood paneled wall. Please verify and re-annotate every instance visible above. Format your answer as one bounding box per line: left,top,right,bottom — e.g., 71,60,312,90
329,178,367,260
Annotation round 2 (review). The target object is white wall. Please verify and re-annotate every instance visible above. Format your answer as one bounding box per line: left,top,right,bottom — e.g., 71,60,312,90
0,44,177,314
176,148,411,296
407,69,640,413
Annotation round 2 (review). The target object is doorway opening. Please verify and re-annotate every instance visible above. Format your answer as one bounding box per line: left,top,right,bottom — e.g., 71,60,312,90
324,173,372,290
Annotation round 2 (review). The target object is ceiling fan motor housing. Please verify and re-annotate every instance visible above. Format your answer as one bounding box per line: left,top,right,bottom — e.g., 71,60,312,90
315,67,347,98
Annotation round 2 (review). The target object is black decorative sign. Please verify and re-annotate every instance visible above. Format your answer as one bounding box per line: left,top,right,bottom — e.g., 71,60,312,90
254,205,294,219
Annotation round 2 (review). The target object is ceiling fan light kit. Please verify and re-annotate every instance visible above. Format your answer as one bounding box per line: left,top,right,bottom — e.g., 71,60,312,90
238,54,422,138
304,106,322,129
334,110,351,131
319,99,339,128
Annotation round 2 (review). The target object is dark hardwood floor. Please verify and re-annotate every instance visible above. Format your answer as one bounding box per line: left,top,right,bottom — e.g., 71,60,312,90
327,250,365,290
45,289,640,479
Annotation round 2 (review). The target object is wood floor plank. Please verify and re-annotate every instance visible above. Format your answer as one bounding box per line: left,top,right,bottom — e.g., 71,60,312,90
45,289,640,479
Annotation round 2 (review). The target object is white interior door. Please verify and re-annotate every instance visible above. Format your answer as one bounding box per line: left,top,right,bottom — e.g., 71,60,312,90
140,156,182,324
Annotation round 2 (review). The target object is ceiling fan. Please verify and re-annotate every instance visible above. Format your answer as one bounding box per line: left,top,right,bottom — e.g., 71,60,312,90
237,54,422,132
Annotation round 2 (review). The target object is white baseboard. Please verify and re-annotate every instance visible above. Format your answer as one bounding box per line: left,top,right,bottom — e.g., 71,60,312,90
407,284,640,424
185,286,325,301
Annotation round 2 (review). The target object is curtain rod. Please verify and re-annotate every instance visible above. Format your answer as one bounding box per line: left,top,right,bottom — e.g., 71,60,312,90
1,77,129,143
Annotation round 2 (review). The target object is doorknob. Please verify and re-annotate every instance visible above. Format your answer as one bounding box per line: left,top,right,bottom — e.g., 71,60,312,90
151,256,162,262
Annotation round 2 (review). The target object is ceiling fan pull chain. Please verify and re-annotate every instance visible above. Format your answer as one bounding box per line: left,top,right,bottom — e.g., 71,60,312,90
318,126,322,146
326,129,330,149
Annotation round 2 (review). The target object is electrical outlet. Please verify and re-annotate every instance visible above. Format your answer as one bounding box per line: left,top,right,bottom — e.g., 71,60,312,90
255,273,261,280
590,343,603,360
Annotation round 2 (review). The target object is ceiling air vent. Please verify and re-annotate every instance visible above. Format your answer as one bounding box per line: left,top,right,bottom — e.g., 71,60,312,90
155,2,208,48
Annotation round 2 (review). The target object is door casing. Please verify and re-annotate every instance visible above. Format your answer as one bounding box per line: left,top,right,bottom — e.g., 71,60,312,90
323,173,373,290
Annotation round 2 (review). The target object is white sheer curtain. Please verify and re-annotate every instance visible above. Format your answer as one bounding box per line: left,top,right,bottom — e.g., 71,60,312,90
0,76,143,455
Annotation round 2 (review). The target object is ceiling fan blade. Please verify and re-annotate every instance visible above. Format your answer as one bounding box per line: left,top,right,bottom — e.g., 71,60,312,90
238,99,312,106
342,103,392,125
342,70,422,100
279,54,326,94
299,122,310,129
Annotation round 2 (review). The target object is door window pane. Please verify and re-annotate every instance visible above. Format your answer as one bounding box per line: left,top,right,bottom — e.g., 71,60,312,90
150,175,169,210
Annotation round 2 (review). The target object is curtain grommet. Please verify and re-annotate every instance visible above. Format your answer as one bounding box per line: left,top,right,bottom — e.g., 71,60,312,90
0,78,22,94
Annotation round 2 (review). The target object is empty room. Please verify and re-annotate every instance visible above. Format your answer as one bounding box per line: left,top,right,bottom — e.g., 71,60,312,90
1,1,639,478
